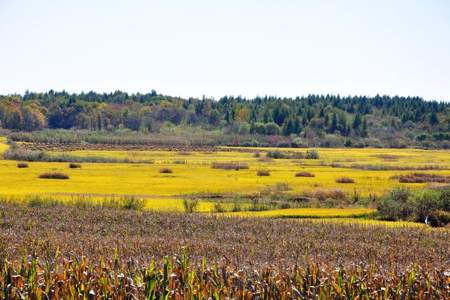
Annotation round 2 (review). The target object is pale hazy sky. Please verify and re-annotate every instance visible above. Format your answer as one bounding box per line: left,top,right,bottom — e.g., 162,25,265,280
1,0,449,101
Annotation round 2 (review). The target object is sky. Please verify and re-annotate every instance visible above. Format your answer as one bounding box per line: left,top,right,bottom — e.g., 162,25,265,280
1,0,449,101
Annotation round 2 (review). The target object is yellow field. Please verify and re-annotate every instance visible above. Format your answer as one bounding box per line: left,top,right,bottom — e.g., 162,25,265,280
225,207,375,218
1,137,449,217
295,218,427,228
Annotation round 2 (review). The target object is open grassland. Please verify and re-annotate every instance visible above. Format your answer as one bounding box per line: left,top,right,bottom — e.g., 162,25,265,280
1,138,450,223
0,203,448,298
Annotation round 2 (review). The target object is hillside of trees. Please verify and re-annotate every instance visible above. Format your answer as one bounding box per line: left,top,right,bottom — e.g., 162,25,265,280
0,90,449,148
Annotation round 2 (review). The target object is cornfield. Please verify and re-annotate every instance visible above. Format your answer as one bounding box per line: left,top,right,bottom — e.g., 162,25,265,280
0,203,448,298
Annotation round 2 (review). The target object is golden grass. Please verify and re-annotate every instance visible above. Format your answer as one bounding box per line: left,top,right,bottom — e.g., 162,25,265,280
1,138,449,204
225,207,375,218
297,218,427,228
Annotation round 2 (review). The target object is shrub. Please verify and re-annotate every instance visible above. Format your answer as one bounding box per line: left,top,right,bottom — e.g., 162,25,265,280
427,210,450,227
69,163,81,169
377,188,413,221
211,162,249,170
276,141,291,148
257,170,270,176
183,198,199,213
231,201,242,212
291,137,307,148
266,150,288,159
440,189,450,211
305,149,320,159
159,168,173,174
336,177,355,184
306,188,347,202
17,162,29,168
38,172,70,180
120,196,145,210
266,151,303,159
410,189,447,222
257,157,273,163
295,171,315,177
213,201,225,213
264,122,281,135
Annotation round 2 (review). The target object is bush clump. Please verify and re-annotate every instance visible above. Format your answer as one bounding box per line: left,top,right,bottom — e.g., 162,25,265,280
305,188,347,202
183,198,199,213
17,162,29,168
336,177,355,184
377,187,449,226
39,172,70,180
393,172,450,183
266,151,303,159
257,170,270,176
295,171,315,177
69,163,81,169
305,150,320,159
211,162,249,170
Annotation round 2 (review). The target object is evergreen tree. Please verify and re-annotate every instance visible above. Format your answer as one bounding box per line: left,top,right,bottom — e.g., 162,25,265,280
430,112,439,126
361,118,368,137
352,113,362,130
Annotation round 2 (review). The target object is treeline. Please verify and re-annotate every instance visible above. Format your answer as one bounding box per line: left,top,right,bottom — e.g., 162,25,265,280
0,90,449,147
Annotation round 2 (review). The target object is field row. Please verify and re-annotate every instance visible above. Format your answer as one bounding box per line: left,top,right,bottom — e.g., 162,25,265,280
0,203,448,298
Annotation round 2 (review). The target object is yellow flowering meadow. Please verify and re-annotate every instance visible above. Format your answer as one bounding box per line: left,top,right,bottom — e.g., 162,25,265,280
0,137,449,219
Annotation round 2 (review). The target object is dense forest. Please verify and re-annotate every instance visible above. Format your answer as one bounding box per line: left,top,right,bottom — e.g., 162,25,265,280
0,90,449,148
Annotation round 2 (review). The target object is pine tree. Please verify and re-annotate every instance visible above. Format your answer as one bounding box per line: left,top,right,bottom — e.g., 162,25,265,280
329,113,338,133
430,112,439,126
362,118,368,137
352,113,362,129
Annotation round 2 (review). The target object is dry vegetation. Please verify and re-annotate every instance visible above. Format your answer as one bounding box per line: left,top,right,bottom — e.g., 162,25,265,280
211,161,249,170
38,172,70,180
336,177,356,184
256,169,270,176
0,203,448,298
68,163,81,169
295,171,315,177
393,172,450,183
16,162,28,168
159,167,173,174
